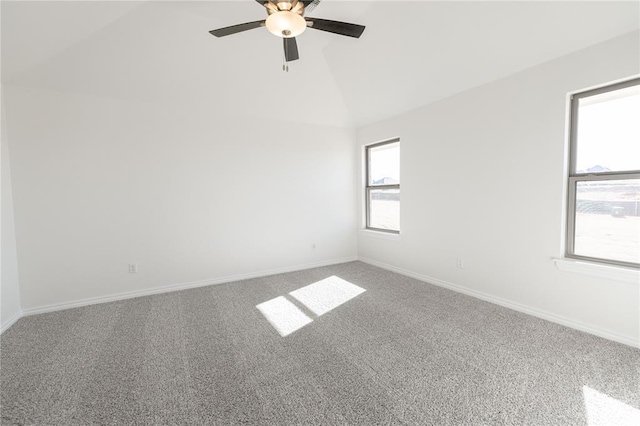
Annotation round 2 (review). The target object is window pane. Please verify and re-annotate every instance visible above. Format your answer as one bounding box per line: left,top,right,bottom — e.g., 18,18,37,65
369,141,400,185
575,83,640,173
574,179,640,264
369,189,400,231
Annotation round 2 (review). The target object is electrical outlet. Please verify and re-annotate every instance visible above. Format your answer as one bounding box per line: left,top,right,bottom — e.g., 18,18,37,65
129,263,138,273
456,258,464,268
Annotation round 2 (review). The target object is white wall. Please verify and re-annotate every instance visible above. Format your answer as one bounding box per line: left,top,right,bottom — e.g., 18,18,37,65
4,86,357,311
1,88,22,330
357,31,640,346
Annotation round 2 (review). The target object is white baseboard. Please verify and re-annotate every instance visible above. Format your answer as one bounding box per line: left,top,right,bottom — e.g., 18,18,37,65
12,255,638,348
1,311,23,335
358,256,640,349
21,256,359,317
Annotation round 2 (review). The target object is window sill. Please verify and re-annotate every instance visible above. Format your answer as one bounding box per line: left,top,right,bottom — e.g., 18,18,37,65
359,229,401,241
553,258,639,284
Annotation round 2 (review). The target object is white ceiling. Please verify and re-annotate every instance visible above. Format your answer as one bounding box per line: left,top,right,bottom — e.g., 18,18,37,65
2,1,639,128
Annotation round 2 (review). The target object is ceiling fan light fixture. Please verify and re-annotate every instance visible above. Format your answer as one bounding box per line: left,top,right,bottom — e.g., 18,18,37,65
265,11,307,38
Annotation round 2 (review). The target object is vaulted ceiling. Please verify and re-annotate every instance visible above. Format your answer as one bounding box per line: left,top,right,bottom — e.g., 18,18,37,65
2,1,639,127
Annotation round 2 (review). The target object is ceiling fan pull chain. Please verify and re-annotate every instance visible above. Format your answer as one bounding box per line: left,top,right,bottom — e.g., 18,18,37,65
283,42,288,72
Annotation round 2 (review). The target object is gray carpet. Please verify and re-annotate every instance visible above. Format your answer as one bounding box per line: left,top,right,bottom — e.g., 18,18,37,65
1,261,639,425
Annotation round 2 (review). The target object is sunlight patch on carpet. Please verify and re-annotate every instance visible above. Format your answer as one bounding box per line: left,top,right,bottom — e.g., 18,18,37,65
256,296,313,337
257,276,366,336
583,385,640,426
289,276,366,316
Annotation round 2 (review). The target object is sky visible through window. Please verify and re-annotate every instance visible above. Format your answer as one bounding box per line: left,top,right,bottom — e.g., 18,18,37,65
370,142,400,183
576,85,640,173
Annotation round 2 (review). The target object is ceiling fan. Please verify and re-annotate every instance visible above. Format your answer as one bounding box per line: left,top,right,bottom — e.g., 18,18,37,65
209,1,365,65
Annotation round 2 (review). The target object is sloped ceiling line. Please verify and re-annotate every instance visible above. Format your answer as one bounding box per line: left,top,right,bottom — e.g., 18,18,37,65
2,1,638,128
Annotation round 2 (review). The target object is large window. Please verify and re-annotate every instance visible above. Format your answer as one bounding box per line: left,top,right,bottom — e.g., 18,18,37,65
567,78,640,268
366,139,400,233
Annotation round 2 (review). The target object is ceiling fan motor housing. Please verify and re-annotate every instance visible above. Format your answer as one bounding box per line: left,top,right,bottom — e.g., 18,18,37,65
265,1,305,15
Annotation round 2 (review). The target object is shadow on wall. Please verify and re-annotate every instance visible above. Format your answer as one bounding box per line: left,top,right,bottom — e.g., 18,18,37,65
256,276,365,337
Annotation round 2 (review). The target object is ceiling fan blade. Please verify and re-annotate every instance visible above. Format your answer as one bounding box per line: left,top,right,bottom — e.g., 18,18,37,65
306,18,365,38
209,20,265,37
301,1,322,14
284,37,299,62
256,0,279,14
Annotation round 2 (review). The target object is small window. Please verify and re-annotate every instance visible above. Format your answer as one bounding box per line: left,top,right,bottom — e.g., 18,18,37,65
366,139,400,233
567,78,640,268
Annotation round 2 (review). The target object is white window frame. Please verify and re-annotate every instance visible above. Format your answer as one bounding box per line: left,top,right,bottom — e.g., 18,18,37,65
566,77,640,269
365,138,400,234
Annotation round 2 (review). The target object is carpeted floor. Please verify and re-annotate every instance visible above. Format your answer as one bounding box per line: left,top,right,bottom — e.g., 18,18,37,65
1,261,639,425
